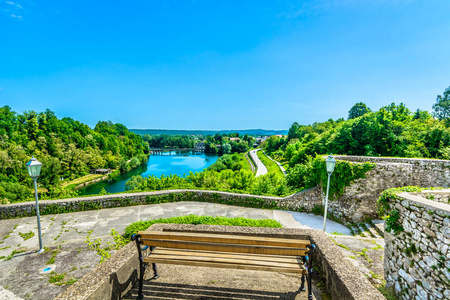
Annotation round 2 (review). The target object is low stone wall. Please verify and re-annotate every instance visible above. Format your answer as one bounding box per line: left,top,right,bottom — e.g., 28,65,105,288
0,188,322,220
417,189,450,204
55,224,384,300
383,190,450,299
327,156,450,222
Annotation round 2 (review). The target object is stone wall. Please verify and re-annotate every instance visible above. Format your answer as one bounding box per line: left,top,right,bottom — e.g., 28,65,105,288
327,156,450,222
383,190,450,300
0,188,322,220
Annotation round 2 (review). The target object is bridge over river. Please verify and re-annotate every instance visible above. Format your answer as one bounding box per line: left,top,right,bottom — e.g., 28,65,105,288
149,148,205,154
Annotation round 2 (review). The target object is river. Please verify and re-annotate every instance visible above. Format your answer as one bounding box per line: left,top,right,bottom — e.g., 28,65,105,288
78,152,219,195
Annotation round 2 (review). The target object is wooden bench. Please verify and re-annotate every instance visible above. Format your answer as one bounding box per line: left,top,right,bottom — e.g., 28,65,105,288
131,231,316,300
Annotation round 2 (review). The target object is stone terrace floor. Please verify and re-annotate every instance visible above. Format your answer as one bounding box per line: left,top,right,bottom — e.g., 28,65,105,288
0,202,380,299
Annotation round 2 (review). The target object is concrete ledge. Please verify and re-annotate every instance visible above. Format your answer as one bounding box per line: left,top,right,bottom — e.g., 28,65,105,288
398,192,450,214
55,225,384,300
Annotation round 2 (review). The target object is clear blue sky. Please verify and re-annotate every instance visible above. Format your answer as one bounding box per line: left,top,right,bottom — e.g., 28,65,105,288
1,1,450,130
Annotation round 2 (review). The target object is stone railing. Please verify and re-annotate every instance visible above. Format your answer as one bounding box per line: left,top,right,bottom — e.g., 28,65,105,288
383,190,450,299
0,188,322,220
327,156,450,222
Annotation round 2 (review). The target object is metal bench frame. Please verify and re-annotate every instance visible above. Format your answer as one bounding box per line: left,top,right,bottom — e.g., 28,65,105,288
132,232,316,300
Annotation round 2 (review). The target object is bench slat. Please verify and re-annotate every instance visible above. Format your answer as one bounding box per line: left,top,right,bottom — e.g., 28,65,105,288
152,248,304,264
147,253,303,269
144,256,307,274
138,231,310,248
141,239,308,256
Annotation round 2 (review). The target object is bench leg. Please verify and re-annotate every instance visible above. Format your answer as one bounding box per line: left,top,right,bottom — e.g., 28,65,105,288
132,234,146,300
300,274,306,291
307,244,316,300
152,263,159,279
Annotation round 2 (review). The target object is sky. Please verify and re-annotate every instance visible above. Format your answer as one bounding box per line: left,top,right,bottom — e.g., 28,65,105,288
1,0,450,130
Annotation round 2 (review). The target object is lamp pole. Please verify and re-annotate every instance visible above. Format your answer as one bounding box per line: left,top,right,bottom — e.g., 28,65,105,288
26,156,44,253
323,154,336,232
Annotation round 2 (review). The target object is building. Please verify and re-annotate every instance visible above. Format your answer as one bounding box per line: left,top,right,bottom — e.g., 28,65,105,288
195,142,206,151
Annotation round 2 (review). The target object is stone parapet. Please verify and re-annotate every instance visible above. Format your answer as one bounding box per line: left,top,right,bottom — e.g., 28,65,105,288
0,188,322,220
328,156,450,222
384,191,450,299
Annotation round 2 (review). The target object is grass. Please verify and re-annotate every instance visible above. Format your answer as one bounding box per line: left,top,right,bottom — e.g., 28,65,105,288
257,150,284,176
19,231,35,241
124,214,283,239
62,173,107,189
241,153,254,173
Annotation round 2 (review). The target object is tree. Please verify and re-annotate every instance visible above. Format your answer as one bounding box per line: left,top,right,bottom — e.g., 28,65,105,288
432,86,450,121
221,143,231,154
348,102,371,120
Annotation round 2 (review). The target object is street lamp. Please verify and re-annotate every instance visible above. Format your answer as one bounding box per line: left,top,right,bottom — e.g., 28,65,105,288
26,156,44,253
323,154,336,232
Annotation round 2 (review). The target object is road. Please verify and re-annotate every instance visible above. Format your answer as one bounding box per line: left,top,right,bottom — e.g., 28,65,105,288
249,149,268,177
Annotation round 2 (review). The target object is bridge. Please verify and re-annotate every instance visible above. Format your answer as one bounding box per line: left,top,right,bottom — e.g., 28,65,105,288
149,148,204,155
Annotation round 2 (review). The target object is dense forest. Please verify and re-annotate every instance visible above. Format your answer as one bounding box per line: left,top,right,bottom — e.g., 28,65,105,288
142,132,254,155
203,133,254,155
0,106,149,202
264,102,450,167
143,134,195,149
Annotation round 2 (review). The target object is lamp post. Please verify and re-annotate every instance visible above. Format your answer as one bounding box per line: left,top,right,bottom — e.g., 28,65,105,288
323,154,336,232
26,156,44,253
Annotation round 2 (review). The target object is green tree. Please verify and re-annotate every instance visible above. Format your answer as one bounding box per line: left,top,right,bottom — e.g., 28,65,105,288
222,143,231,154
348,102,371,120
432,86,450,122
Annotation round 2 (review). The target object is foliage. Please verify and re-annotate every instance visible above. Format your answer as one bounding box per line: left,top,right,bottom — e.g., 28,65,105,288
84,229,127,262
286,155,375,199
124,214,282,238
0,106,148,203
269,101,450,162
377,186,442,234
207,153,252,172
432,86,450,121
348,102,371,120
126,169,292,197
256,151,284,176
19,231,35,241
145,134,195,149
221,143,232,154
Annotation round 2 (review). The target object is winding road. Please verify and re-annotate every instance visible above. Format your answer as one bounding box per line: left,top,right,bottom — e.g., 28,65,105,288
249,149,267,177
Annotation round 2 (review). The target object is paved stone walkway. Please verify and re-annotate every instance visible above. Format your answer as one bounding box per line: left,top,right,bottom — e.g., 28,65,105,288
0,202,350,299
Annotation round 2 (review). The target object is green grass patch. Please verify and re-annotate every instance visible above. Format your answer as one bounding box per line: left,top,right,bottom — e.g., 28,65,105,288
257,151,284,176
124,214,283,239
19,231,35,241
241,153,254,173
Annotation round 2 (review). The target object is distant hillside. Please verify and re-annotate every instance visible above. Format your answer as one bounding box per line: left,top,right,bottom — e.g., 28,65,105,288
130,129,288,136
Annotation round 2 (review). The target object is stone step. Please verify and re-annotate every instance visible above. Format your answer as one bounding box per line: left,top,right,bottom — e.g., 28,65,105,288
365,223,382,239
349,225,361,236
357,223,374,238
371,219,385,237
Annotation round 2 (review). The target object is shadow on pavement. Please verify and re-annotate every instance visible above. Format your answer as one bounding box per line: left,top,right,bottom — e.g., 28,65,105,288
127,281,304,299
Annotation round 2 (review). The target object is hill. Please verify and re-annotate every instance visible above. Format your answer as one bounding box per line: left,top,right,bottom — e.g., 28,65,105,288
0,106,148,202
130,129,288,136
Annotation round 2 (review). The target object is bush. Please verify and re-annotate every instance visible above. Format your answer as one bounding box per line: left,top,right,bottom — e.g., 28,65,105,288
124,214,283,239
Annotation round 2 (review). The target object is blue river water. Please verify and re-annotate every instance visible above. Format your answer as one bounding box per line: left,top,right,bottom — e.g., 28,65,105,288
78,152,219,195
